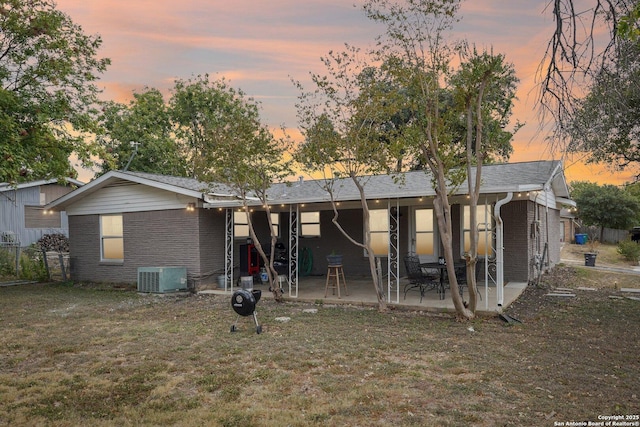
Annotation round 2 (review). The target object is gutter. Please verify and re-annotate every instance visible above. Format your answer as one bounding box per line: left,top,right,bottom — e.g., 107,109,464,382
545,161,563,191
555,196,576,207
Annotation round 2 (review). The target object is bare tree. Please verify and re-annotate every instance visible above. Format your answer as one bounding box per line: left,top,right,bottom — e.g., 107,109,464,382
450,46,520,313
294,47,399,312
363,0,519,319
363,0,473,318
537,0,635,151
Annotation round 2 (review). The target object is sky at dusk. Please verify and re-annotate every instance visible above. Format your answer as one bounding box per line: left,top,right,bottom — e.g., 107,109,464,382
54,0,633,185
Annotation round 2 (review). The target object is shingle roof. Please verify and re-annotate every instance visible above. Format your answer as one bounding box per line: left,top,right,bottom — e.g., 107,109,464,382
260,160,568,204
46,160,571,210
120,171,218,193
0,178,84,193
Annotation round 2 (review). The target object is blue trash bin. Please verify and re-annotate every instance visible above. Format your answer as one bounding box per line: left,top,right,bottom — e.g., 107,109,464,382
575,234,587,245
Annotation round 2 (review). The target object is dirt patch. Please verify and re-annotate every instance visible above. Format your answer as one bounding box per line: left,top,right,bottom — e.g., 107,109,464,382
507,262,639,322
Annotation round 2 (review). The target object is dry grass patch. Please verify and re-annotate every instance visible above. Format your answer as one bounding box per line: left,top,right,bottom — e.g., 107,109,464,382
0,278,638,426
562,242,638,267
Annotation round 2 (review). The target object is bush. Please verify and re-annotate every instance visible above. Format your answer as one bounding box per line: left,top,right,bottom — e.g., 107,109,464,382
19,248,48,281
617,239,640,263
0,247,17,276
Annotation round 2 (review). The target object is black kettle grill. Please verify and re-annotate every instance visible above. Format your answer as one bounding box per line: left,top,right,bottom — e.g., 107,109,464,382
230,289,262,334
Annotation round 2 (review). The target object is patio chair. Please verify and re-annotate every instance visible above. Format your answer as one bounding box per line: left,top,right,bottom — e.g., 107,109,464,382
454,262,482,301
403,254,438,303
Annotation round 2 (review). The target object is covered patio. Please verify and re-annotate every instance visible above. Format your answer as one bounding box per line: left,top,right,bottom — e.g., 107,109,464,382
204,161,572,314
201,273,528,315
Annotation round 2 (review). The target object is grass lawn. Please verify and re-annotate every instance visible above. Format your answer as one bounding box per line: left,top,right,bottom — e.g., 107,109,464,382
561,242,638,267
0,264,639,426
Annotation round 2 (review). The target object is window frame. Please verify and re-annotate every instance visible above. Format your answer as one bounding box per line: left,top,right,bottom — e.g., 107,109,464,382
300,211,320,237
414,208,436,257
270,212,280,237
368,208,389,256
461,204,494,257
233,210,250,239
100,214,124,262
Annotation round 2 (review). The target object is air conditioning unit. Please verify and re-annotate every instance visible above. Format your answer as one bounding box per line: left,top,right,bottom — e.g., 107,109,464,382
137,267,187,293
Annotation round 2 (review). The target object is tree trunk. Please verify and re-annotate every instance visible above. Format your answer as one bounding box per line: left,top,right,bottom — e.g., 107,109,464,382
326,175,388,312
245,205,283,302
465,73,490,314
433,176,474,320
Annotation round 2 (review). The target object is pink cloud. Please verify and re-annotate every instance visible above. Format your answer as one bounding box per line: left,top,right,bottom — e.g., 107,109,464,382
53,0,626,185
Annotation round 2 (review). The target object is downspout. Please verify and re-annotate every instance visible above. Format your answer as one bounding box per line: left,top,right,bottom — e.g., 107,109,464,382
494,192,513,309
540,161,562,271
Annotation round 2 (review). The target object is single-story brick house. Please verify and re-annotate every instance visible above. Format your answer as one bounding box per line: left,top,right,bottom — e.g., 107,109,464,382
1,178,84,247
45,160,573,309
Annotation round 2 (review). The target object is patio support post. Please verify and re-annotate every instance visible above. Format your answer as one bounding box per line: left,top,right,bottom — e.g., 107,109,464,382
225,208,234,292
494,192,513,308
388,199,400,303
288,204,299,297
483,201,490,310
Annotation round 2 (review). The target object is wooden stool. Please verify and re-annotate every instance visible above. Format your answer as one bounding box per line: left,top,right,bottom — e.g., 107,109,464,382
325,265,348,298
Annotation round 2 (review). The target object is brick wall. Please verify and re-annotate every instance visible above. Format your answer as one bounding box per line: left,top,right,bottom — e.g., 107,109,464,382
68,214,101,282
197,209,226,288
294,209,364,276
500,200,563,283
501,200,531,282
69,209,202,286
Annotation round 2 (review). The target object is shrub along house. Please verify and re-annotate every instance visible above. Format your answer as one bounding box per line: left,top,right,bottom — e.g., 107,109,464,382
45,160,573,310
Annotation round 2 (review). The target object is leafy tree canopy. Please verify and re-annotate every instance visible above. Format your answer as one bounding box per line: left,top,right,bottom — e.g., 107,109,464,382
169,74,266,181
97,88,188,176
0,0,110,183
571,181,640,238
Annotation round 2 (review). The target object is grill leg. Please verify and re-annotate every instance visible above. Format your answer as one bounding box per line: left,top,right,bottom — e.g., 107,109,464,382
253,311,262,334
231,314,241,332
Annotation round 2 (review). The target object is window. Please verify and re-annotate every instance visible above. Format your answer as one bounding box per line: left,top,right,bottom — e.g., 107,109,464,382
415,208,435,255
100,214,123,261
234,211,250,238
25,206,61,228
270,212,280,237
462,205,493,257
300,211,320,237
369,209,389,256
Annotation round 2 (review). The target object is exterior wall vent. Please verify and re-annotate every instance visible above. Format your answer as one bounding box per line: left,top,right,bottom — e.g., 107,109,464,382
137,267,187,293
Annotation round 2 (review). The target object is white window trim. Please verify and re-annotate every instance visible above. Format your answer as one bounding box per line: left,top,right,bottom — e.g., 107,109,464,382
233,210,250,239
100,214,124,262
368,208,389,256
412,207,438,261
461,204,494,258
270,212,280,238
300,211,320,237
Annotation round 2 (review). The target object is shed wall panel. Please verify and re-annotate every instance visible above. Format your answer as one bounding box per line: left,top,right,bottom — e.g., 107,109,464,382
1,184,72,247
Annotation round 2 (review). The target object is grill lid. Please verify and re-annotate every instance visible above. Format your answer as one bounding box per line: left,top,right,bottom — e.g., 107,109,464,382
231,289,262,316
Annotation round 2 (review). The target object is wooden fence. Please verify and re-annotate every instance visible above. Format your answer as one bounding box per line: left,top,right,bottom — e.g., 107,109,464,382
576,226,633,244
